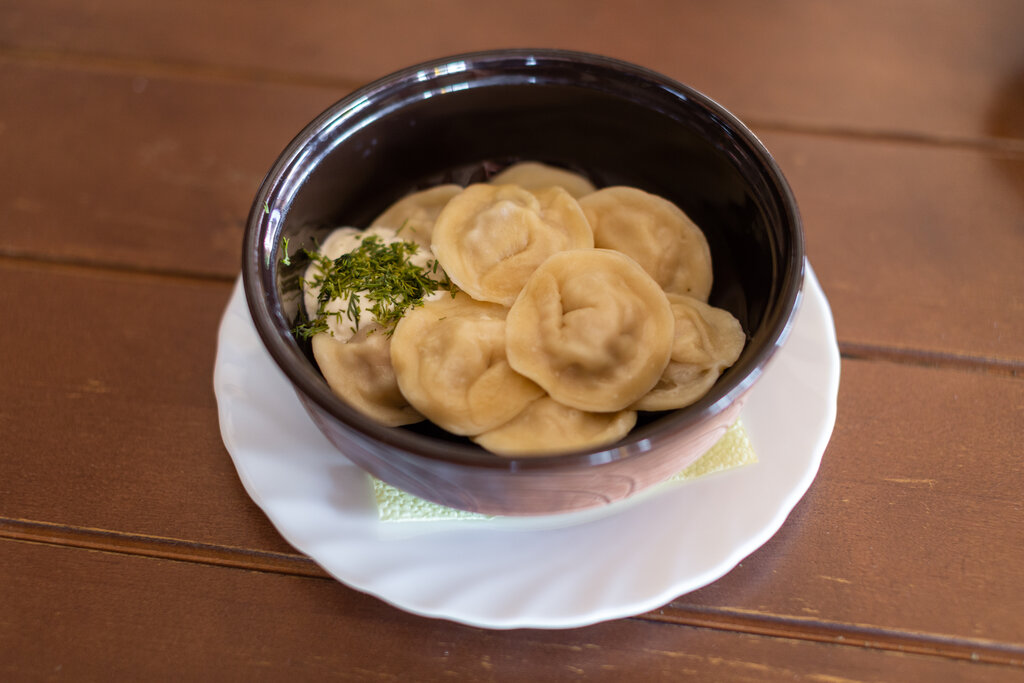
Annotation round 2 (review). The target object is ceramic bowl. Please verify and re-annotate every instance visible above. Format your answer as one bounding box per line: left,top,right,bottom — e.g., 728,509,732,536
242,49,804,516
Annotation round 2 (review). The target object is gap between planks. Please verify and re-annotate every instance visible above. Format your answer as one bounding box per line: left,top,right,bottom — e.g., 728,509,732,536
2,44,1023,157
2,517,1022,668
839,342,1023,378
0,517,326,578
0,251,238,286
643,606,1024,668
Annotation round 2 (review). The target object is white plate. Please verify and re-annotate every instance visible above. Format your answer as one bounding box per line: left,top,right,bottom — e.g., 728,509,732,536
214,262,839,629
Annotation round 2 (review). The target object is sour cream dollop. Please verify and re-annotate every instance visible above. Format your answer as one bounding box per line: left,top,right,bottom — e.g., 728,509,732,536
302,225,442,342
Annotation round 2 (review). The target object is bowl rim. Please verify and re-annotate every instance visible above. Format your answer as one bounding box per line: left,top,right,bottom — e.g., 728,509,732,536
242,47,805,471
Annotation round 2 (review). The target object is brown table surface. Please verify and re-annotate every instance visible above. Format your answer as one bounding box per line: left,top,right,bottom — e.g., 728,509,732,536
2,1,1022,679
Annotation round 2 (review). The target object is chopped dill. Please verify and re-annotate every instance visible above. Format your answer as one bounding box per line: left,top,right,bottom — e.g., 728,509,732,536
293,234,456,339
280,236,291,267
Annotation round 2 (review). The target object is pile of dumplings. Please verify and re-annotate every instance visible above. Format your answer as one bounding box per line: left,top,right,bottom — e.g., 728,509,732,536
304,162,746,456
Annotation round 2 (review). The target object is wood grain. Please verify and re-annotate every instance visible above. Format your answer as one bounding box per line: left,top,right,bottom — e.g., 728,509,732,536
0,260,295,554
1,0,1022,143
674,359,1024,657
1,61,1021,367
2,538,1020,681
762,131,1024,366
1,259,1021,663
0,61,336,278
1,0,1022,676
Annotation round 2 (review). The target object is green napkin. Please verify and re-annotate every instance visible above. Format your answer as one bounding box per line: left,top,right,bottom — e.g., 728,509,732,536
373,419,756,522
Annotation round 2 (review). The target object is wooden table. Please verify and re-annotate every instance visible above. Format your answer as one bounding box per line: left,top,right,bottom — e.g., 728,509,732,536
2,1,1022,679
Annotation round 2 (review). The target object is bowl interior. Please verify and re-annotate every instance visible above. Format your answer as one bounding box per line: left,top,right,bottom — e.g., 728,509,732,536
245,50,803,466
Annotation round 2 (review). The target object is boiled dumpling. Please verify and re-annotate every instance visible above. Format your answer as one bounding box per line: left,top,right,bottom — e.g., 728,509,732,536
311,328,423,427
370,184,462,248
472,397,637,456
506,249,674,412
489,161,597,198
390,292,544,435
430,183,594,306
632,294,745,411
578,186,713,300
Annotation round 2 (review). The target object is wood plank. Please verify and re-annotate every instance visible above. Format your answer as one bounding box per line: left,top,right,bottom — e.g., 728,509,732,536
761,131,1024,365
1,0,1022,143
0,61,337,278
1,62,1022,363
2,0,1020,675
0,260,296,555
1,260,1022,654
675,357,1024,649
2,539,1020,682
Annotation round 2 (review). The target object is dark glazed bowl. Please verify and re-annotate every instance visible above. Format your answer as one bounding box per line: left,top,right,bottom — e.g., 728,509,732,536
243,49,804,516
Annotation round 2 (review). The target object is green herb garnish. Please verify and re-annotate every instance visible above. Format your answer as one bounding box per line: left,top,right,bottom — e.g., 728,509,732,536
280,236,292,267
293,234,455,339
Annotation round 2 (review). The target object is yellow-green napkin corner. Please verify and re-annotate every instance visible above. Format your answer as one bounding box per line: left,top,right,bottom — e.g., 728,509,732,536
372,419,756,522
